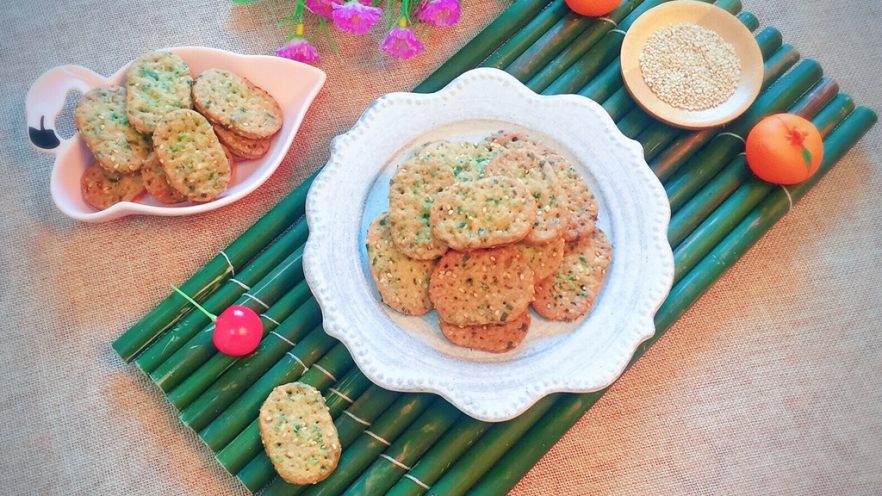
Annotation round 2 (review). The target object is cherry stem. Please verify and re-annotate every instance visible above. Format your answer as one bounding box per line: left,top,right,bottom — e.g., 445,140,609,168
171,285,217,322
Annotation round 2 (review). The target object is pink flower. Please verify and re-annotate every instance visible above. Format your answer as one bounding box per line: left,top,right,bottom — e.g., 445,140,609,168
306,0,334,18
415,0,461,27
275,37,320,65
382,27,425,59
332,1,383,35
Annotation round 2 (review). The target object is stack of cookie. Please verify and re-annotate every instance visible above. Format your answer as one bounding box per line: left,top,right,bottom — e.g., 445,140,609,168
76,50,281,211
366,132,612,353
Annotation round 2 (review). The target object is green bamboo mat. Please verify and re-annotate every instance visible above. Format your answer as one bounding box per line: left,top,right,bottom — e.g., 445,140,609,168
112,0,876,494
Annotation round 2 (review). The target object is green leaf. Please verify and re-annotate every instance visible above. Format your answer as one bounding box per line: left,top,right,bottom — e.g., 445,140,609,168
801,147,812,169
232,0,257,4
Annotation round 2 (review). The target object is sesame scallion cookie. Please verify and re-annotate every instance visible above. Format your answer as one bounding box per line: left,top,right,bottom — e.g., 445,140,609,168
153,109,231,202
440,311,531,353
412,140,502,183
193,68,282,139
533,228,612,321
388,157,456,260
81,163,144,210
516,237,565,283
212,122,271,160
125,50,194,134
430,176,537,251
259,383,341,485
366,213,435,316
140,152,186,204
552,157,599,242
485,147,568,243
429,245,534,326
74,86,151,173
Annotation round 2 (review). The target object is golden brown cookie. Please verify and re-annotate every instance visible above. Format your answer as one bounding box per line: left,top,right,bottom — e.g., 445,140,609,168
440,311,530,353
516,237,565,283
81,163,144,210
74,86,151,173
485,147,568,244
411,140,502,183
552,157,599,242
259,382,341,485
153,109,231,202
141,153,185,204
533,228,612,321
125,50,193,134
429,245,534,326
192,69,282,139
212,123,271,160
430,176,537,251
366,213,435,315
388,157,456,260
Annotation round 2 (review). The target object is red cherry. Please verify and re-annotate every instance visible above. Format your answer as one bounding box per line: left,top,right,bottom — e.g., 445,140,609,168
212,305,264,356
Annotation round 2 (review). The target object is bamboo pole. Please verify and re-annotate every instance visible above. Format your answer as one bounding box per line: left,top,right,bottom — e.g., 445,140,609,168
340,400,461,495
215,346,359,474
177,300,324,426
112,171,318,361
480,0,570,70
198,325,340,450
672,91,853,280
667,78,841,248
525,0,646,92
135,221,309,373
149,261,309,393
425,395,559,495
413,0,553,93
665,58,822,212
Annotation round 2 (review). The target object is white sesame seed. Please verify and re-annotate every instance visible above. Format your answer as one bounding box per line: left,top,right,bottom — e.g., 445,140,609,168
639,23,741,111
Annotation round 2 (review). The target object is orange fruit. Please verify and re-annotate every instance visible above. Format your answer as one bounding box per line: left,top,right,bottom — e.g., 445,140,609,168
745,113,824,185
564,0,622,17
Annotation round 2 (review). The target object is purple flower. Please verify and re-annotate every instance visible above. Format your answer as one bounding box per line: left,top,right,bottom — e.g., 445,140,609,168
382,27,425,59
275,37,320,65
415,0,461,27
332,1,383,35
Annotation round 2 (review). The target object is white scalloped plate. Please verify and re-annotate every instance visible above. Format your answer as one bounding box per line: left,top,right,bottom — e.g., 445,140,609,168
304,68,674,422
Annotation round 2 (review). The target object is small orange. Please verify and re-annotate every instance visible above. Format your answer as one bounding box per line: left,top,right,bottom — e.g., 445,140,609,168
745,113,824,185
564,0,622,17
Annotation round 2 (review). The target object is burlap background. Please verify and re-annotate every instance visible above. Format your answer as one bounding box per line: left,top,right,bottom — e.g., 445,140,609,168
0,0,879,494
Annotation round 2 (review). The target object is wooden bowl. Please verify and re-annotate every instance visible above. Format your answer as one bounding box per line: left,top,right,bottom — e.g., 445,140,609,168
620,0,763,130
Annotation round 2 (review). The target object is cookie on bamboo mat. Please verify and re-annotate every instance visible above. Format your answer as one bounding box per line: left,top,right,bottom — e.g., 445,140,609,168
193,68,282,139
74,86,150,173
485,146,568,243
429,245,534,326
141,153,185,204
212,122,271,160
366,213,435,315
430,176,537,251
516,237,565,283
533,228,612,321
259,382,341,485
550,157,599,242
153,109,231,202
81,163,144,210
388,157,455,260
440,311,530,353
125,50,193,134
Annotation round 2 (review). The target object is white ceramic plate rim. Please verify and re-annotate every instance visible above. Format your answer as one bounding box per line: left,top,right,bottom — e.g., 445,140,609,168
25,46,326,222
304,68,674,422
